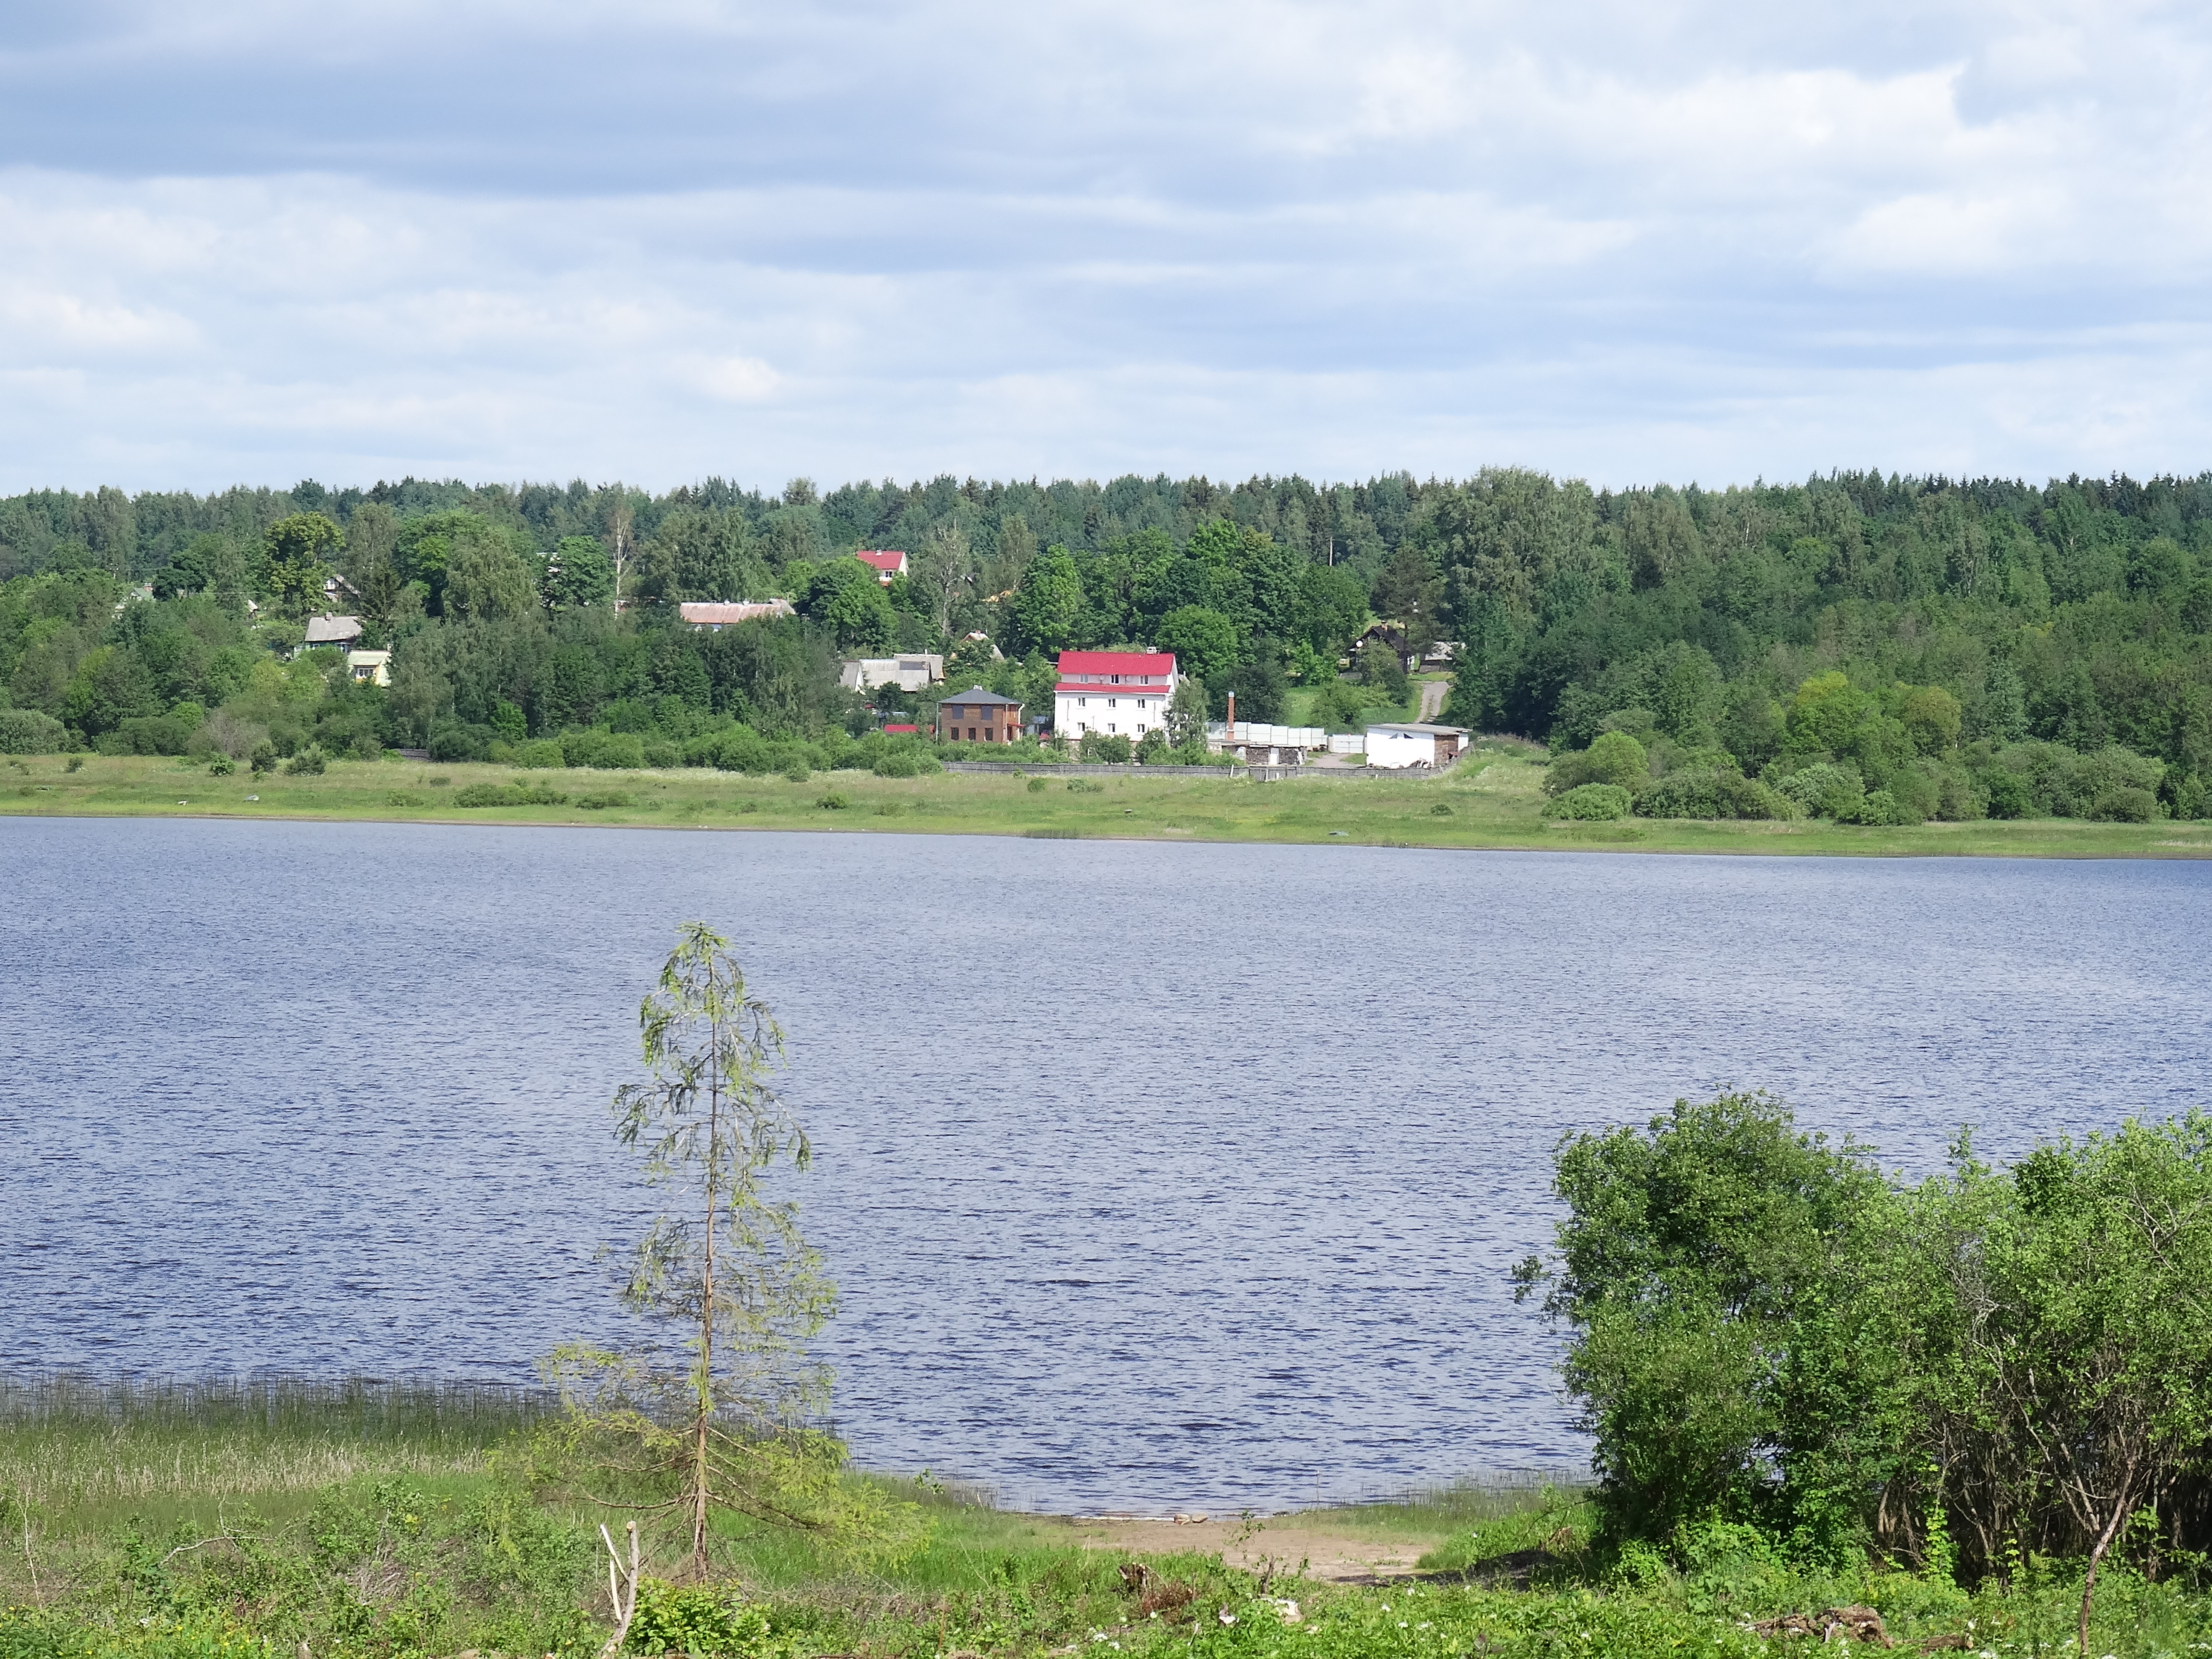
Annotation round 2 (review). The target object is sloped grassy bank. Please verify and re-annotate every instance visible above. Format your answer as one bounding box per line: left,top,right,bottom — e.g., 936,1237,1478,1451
1,1379,2204,1659
4,751,2209,858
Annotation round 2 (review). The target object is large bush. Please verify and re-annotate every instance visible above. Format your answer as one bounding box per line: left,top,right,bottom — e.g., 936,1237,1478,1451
1772,762,1863,819
0,707,68,753
560,729,646,770
1546,731,1649,796
1553,783,1633,821
1634,767,1790,821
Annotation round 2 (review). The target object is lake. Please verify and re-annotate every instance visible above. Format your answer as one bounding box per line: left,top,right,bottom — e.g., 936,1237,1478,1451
3,817,2208,1511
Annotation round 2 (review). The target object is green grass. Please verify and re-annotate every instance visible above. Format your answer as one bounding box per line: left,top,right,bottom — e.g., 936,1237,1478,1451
2,1377,2206,1659
3,751,2207,858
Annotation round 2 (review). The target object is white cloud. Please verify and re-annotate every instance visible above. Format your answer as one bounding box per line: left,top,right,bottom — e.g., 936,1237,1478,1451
0,0,2209,489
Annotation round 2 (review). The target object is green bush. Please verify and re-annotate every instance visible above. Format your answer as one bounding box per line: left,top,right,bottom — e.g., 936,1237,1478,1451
873,751,920,778
575,790,633,810
510,739,567,768
249,741,278,777
1554,783,1634,820
641,740,681,769
1546,731,1649,796
815,791,850,810
0,708,68,754
560,729,646,770
1772,762,1863,820
2090,785,2160,822
1077,732,1134,763
207,754,236,776
624,1582,771,1656
283,744,328,776
1026,777,1047,792
1840,786,1918,826
452,781,568,807
1635,768,1789,821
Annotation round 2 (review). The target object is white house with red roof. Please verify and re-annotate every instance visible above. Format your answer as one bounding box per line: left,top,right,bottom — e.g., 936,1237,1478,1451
1054,649,1178,741
854,548,908,584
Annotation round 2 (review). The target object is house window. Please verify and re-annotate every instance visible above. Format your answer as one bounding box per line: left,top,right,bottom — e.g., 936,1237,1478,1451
1107,697,1117,707
1077,696,1088,707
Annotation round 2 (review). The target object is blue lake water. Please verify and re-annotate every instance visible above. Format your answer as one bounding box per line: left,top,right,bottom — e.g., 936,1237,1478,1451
3,817,2209,1511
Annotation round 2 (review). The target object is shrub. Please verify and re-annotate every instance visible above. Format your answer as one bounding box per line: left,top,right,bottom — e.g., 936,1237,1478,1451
207,754,236,776
1981,766,2032,818
1066,779,1104,793
1077,732,1134,763
576,790,633,810
283,744,328,776
560,729,646,770
452,781,568,807
249,742,278,777
1027,777,1047,792
641,740,681,769
815,791,850,810
1636,768,1790,821
1554,783,1633,821
0,709,68,754
873,751,920,778
625,1582,770,1656
1546,731,1649,796
427,717,495,763
510,739,567,769
783,761,810,783
1840,787,1920,826
1773,762,1863,820
2089,786,2160,822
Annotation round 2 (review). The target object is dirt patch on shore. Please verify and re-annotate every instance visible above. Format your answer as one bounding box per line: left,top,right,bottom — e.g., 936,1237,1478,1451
1062,1515,1434,1584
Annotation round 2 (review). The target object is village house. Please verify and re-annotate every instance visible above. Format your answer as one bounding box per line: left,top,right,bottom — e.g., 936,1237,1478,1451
678,600,796,630
854,549,908,584
346,649,392,687
1053,650,1177,741
1365,722,1470,769
938,687,1023,743
838,654,944,692
300,613,363,654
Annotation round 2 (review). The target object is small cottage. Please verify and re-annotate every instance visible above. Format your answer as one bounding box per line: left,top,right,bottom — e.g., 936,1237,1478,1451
938,687,1024,743
1365,722,1469,769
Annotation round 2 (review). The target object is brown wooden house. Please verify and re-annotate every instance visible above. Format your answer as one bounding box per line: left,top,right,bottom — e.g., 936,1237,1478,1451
937,686,1024,743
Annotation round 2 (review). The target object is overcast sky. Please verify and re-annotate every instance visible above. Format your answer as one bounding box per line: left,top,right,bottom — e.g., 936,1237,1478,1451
2,0,2208,494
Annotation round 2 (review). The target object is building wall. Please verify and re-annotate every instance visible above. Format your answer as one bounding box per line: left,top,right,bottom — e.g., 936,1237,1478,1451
1366,730,1436,769
1054,690,1167,739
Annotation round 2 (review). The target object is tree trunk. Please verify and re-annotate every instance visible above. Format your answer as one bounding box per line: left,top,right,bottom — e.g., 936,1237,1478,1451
693,1063,721,1580
2078,1455,2139,1659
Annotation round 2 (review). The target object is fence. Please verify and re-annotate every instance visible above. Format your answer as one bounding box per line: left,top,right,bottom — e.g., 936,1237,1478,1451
942,761,1236,777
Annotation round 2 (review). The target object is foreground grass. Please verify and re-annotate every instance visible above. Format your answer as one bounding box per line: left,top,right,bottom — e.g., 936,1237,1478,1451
3,1380,2208,1659
4,751,2208,859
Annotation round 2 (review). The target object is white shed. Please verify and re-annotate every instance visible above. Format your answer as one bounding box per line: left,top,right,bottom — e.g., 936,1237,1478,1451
1365,722,1469,769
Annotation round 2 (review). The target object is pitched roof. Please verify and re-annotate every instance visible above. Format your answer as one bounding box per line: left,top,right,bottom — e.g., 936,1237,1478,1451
854,548,908,573
678,600,795,625
940,685,1024,707
1056,650,1176,675
303,614,362,643
1368,722,1469,736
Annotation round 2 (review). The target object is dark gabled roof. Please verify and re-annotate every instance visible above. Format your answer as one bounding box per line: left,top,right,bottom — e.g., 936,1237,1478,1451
941,685,1023,707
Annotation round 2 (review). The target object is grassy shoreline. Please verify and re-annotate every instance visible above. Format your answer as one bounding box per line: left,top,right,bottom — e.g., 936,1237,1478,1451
5,751,2211,858
3,1375,2200,1659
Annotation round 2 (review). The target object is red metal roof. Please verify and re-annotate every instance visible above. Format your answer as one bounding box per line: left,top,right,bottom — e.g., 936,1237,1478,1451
881,723,920,734
854,548,907,573
1056,685,1166,696
1056,650,1175,676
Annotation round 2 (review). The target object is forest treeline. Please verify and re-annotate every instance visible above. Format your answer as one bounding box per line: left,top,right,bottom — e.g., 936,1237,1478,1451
3,468,2210,818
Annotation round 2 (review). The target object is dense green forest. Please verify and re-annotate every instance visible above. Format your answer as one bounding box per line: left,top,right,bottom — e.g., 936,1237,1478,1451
3,468,2209,819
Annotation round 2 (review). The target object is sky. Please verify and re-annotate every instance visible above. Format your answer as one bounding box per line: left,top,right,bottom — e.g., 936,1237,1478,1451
2,0,2209,494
